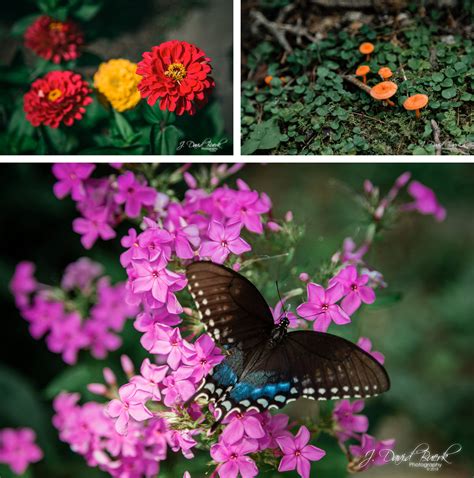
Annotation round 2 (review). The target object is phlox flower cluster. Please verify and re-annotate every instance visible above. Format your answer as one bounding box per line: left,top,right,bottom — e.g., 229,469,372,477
10,257,138,364
9,165,447,478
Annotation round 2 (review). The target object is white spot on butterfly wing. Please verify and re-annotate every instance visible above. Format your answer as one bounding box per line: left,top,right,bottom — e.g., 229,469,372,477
240,400,250,407
331,387,338,394
257,398,268,407
205,309,211,316
275,395,286,403
318,388,326,394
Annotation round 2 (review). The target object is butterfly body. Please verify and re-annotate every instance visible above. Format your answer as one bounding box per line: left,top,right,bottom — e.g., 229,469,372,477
185,261,390,426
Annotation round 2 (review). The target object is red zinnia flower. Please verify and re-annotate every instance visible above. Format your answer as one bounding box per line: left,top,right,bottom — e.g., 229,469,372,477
24,15,84,64
136,40,215,116
24,71,92,128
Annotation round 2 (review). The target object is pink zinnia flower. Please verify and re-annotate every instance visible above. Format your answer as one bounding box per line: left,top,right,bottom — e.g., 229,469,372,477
200,220,251,264
210,439,259,478
296,283,350,332
276,426,326,478
329,265,376,315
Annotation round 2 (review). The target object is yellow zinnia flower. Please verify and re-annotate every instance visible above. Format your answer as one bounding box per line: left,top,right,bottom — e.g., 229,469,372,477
93,59,142,112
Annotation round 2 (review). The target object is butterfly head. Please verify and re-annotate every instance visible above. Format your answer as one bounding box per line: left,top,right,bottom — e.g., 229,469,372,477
269,316,289,346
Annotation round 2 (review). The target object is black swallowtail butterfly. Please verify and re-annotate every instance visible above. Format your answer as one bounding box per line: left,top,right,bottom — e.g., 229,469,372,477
185,261,390,426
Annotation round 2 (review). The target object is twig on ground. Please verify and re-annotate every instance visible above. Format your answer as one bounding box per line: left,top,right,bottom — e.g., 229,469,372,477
431,119,442,155
342,75,371,94
399,65,408,82
249,9,320,54
352,111,386,124
250,10,293,53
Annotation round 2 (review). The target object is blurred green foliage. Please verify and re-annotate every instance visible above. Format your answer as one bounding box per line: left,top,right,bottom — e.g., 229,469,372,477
0,164,473,477
242,8,473,155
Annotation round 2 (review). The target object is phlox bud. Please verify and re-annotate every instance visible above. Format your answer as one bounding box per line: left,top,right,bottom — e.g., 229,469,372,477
121,355,134,376
103,367,116,385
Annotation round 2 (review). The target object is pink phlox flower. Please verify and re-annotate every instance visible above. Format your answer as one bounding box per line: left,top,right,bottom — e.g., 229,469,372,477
131,256,186,314
404,180,446,222
61,257,103,292
9,261,37,308
106,383,154,435
258,412,292,449
22,296,63,339
167,429,198,458
360,267,387,289
114,171,157,218
143,418,168,460
270,297,299,328
349,433,395,471
165,217,201,260
210,438,259,478
137,223,173,262
296,282,351,332
0,428,43,474
161,369,196,407
357,337,385,365
200,220,251,264
46,311,89,364
120,228,141,267
83,320,121,359
333,237,368,265
131,358,168,401
181,334,224,382
276,426,326,478
221,410,266,444
91,279,137,332
135,309,182,344
221,180,271,234
52,163,95,201
329,265,376,315
73,207,116,249
147,324,193,370
333,399,369,443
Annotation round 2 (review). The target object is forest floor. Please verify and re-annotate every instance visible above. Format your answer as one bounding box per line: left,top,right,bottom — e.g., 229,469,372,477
241,0,473,155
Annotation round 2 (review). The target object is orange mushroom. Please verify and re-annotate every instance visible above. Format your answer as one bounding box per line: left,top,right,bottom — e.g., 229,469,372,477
403,94,429,119
359,42,375,61
370,81,398,107
378,67,393,80
264,75,273,86
355,65,370,84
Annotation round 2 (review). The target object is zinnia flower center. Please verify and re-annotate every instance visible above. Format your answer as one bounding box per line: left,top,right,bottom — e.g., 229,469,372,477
49,21,64,32
47,89,63,101
165,63,187,82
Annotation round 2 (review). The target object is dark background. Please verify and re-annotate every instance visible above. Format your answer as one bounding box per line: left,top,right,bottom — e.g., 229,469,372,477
0,163,473,477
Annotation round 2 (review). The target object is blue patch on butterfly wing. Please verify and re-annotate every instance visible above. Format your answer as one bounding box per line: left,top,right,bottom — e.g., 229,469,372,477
212,363,238,387
230,379,291,401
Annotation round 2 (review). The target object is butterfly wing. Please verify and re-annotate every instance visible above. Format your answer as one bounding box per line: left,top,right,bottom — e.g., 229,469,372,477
197,330,390,424
185,261,274,348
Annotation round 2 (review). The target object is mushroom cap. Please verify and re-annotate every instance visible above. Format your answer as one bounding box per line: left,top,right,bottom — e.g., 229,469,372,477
264,75,273,85
378,67,393,79
356,65,371,76
359,42,375,55
370,81,398,100
403,94,429,110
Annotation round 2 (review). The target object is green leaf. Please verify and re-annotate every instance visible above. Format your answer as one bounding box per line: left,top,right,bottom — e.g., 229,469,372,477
150,125,182,155
0,365,59,463
10,14,40,36
241,119,282,155
113,110,134,143
44,364,102,399
7,105,36,154
73,0,103,21
442,87,457,99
